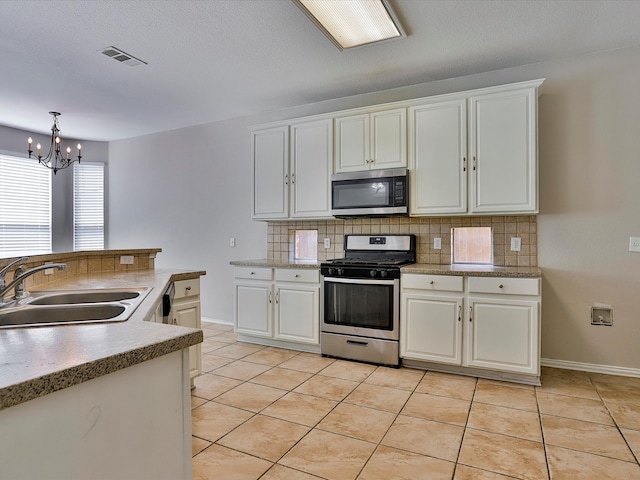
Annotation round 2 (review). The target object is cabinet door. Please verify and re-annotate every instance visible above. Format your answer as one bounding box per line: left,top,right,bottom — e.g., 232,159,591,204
370,108,407,170
274,284,319,345
409,99,467,215
466,297,539,375
290,119,332,218
334,114,369,173
401,292,463,364
174,298,202,379
235,282,272,338
470,88,538,214
252,126,289,219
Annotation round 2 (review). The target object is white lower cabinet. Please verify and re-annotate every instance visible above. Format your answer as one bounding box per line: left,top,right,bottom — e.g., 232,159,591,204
171,279,202,382
234,267,320,348
401,273,541,380
235,267,274,337
467,296,538,374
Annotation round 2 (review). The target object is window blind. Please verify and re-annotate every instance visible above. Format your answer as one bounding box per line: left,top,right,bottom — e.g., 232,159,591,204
0,154,52,255
73,162,104,250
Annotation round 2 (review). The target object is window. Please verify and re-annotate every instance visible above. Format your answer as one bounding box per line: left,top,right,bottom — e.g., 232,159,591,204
73,163,104,250
0,154,51,255
452,227,492,264
295,230,318,261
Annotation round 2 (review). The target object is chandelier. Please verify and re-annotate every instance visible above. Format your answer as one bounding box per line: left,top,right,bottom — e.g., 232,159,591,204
27,112,82,174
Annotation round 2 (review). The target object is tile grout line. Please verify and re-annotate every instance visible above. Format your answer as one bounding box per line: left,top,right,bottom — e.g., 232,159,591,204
450,376,478,479
193,334,640,478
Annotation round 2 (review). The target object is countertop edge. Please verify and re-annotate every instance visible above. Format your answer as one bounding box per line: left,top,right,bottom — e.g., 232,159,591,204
229,259,540,278
0,269,206,411
230,259,320,269
401,264,541,278
0,330,203,411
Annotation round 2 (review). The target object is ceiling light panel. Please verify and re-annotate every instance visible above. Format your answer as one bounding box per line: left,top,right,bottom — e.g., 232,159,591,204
294,0,404,50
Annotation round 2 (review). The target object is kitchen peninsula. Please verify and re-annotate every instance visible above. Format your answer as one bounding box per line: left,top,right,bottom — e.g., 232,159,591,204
0,249,204,480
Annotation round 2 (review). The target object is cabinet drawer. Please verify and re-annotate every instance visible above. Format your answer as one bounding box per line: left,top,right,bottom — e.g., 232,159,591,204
468,277,540,296
174,278,200,299
275,268,319,284
234,267,273,281
402,274,463,292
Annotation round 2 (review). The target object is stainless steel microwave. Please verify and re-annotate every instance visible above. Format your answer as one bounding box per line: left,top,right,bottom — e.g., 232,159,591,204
331,167,408,217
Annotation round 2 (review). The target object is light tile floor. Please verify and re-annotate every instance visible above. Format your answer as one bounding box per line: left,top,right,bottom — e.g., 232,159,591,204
192,323,640,480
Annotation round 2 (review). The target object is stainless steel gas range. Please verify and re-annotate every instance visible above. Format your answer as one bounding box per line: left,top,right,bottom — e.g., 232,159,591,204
320,234,416,367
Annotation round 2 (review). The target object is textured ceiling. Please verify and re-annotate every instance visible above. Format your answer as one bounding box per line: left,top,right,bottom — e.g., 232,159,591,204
1,0,640,141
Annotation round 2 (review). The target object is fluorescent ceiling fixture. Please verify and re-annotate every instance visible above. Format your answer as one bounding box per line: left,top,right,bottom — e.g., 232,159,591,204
293,0,404,50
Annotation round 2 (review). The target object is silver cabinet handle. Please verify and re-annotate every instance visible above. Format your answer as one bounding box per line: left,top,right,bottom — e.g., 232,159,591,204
463,156,466,172
499,284,504,289
275,291,279,304
469,306,473,322
291,172,295,184
430,280,434,285
473,156,477,171
295,274,300,278
284,173,288,185
186,286,191,291
458,305,461,322
250,271,255,275
268,291,272,304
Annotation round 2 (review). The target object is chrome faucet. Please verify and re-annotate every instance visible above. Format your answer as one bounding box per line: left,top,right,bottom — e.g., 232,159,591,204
0,257,28,291
0,262,67,306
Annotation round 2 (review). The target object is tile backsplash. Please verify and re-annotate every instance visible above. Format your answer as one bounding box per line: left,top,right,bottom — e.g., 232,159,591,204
267,216,537,266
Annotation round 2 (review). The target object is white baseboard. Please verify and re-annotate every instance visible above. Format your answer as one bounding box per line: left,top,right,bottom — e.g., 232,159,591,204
201,317,232,326
541,358,640,378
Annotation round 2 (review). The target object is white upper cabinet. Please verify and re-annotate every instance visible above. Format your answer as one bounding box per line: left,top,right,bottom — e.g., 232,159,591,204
251,79,542,220
409,98,468,215
409,79,542,216
335,107,407,173
251,119,332,220
290,119,333,218
470,87,538,214
251,125,289,220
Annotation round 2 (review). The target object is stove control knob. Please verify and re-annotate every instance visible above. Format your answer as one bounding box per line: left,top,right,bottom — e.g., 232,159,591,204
327,267,335,276
380,269,388,278
337,268,344,276
369,269,377,278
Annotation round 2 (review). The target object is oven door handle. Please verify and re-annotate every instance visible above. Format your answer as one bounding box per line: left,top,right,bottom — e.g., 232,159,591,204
322,277,397,286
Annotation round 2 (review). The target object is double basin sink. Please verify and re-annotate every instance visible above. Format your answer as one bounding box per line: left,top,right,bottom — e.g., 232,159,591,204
0,287,152,328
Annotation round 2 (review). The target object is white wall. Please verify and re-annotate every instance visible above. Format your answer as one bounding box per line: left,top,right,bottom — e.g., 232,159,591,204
536,51,640,370
108,117,266,322
0,124,108,252
108,47,640,370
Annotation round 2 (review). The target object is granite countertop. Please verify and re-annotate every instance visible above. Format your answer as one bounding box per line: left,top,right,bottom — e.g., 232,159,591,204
401,264,541,278
230,259,321,269
230,259,540,278
0,268,205,411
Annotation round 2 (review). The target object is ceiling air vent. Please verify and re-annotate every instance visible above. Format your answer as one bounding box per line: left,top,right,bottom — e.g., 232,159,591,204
99,46,147,67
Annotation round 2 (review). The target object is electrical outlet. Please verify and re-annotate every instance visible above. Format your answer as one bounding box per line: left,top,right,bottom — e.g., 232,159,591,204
120,255,134,265
324,238,331,249
44,267,54,275
229,237,236,248
433,237,442,250
630,237,640,252
510,237,521,252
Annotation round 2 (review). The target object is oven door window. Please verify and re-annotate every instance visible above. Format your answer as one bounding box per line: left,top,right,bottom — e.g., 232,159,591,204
324,280,394,330
332,177,392,210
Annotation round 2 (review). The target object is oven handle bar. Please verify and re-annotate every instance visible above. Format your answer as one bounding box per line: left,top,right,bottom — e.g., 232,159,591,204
322,277,397,286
